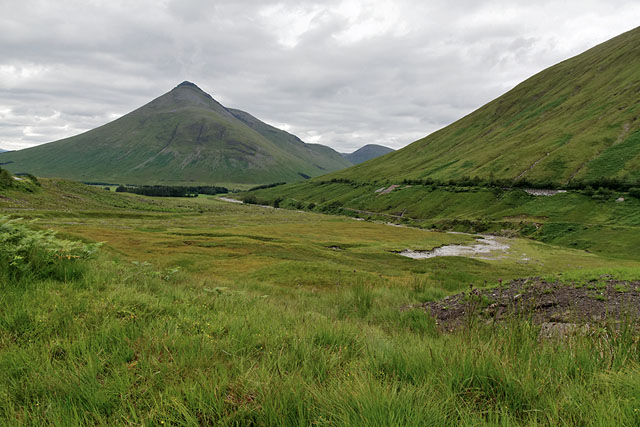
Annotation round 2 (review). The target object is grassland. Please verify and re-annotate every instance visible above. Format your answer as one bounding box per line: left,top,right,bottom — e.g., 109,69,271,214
1,180,640,425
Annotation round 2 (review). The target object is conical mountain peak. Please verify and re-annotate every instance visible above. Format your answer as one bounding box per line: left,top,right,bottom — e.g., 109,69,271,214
176,81,201,89
146,81,231,117
0,81,351,184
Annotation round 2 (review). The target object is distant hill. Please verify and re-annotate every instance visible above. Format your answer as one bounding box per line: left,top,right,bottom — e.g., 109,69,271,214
0,82,351,185
327,26,640,186
0,149,7,153
341,144,394,165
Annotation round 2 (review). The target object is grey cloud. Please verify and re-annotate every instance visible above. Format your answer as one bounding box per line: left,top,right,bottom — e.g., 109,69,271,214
1,0,639,152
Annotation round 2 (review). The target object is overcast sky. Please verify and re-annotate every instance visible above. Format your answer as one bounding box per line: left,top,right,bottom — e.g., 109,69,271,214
1,0,639,153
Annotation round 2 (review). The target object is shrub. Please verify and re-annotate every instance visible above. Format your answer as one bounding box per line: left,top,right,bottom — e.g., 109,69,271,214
629,188,640,199
0,217,100,282
0,168,14,187
248,182,286,192
114,185,228,197
242,195,258,204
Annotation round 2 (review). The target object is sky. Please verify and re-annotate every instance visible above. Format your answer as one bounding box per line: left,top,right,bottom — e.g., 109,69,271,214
1,0,639,153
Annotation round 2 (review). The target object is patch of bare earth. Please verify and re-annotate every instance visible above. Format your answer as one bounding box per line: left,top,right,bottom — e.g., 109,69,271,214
419,278,640,334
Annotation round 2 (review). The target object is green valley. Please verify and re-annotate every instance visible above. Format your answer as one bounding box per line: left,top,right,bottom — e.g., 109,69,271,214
2,17,640,427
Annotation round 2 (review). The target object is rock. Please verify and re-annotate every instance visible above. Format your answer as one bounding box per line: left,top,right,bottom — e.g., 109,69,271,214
535,301,557,309
616,197,625,202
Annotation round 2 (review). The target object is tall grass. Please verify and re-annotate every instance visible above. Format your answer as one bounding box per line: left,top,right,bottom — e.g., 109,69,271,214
3,252,638,425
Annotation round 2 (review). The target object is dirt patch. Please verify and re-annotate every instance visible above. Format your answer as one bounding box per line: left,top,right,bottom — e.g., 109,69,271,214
418,278,640,332
377,185,400,195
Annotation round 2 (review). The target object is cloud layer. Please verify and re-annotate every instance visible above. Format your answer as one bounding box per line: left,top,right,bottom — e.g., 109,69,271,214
1,0,639,152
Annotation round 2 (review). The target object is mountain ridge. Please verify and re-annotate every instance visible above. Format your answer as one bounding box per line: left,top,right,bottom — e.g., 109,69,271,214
341,144,394,165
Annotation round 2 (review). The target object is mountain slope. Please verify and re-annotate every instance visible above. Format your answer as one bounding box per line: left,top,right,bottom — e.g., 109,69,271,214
342,144,394,165
227,108,349,174
0,82,351,185
328,27,640,185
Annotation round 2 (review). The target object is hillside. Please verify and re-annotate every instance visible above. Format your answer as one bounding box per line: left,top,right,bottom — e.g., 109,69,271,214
342,144,394,164
0,82,351,185
327,27,640,186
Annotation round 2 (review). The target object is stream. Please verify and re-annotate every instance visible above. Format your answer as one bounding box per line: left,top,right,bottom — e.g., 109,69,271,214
398,235,510,260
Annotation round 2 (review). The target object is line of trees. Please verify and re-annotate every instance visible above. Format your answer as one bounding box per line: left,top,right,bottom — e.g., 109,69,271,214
314,175,640,193
399,176,640,192
115,185,229,197
248,182,286,191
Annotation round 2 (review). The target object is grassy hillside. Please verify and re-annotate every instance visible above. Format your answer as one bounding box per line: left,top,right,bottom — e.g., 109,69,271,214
2,182,640,424
0,82,351,185
342,144,394,165
327,27,640,186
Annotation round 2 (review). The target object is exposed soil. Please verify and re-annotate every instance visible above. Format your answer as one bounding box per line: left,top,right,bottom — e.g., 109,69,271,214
419,278,640,333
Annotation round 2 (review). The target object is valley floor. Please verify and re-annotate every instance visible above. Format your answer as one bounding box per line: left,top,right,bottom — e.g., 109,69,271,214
1,180,639,425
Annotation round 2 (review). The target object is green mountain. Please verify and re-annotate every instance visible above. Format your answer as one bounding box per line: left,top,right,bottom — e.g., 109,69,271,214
0,82,351,185
328,27,640,186
341,144,394,165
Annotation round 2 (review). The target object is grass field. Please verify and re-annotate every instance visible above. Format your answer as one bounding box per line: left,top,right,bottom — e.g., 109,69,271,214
1,180,640,425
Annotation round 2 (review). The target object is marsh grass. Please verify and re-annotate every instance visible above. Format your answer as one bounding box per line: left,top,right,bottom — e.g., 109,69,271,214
1,185,640,425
